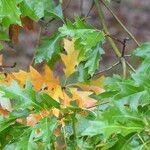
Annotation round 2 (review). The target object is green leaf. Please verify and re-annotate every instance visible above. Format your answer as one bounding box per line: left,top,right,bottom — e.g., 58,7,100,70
59,17,105,76
0,43,3,50
105,75,149,111
0,117,16,133
134,42,150,59
0,121,28,149
134,42,150,73
19,0,54,20
0,0,21,27
19,0,63,21
0,31,9,41
84,46,104,75
136,59,150,73
46,4,64,20
34,32,62,64
39,93,60,109
59,17,105,62
0,80,43,110
28,117,57,149
81,120,143,139
77,63,89,82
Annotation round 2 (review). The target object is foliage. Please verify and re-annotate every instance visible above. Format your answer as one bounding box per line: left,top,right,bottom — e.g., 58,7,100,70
0,0,150,149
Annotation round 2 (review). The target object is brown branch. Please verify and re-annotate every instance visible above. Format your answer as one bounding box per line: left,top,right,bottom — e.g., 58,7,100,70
100,0,140,46
94,61,120,76
105,34,124,45
85,0,94,19
121,38,129,57
126,61,136,72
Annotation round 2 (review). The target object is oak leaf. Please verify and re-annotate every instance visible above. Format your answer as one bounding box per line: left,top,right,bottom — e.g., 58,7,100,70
61,39,79,77
78,76,105,94
70,88,96,108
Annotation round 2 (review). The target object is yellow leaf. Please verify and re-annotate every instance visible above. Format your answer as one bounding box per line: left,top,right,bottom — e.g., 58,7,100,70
78,76,105,94
61,39,79,77
52,108,60,118
70,88,96,108
1,63,105,115
78,84,104,95
91,76,105,87
11,70,28,87
43,64,59,84
29,66,44,91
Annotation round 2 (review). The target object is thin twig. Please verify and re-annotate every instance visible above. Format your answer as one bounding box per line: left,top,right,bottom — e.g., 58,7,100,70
100,0,140,46
94,0,121,57
126,61,136,72
72,112,77,144
105,34,124,45
95,61,120,76
80,0,84,17
85,0,94,19
121,38,129,57
124,54,132,57
63,0,72,12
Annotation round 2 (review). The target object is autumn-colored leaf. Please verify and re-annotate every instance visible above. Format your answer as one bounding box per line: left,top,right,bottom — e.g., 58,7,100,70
0,64,104,109
9,24,22,43
78,76,105,94
0,108,9,117
26,110,50,126
61,39,79,77
21,16,34,31
9,17,35,43
11,70,28,87
70,88,96,108
43,64,59,85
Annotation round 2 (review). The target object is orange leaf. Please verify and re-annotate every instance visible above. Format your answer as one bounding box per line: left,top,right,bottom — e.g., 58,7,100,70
0,108,9,117
27,110,50,126
70,88,96,108
78,76,105,94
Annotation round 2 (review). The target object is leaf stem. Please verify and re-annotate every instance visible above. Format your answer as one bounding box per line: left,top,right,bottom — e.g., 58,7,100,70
63,126,68,148
138,134,149,150
72,112,77,144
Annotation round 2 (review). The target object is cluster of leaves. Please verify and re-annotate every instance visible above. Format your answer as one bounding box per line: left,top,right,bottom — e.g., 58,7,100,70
0,0,62,47
0,0,150,149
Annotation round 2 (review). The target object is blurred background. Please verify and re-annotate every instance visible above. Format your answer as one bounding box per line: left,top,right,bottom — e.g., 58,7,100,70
2,0,150,75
